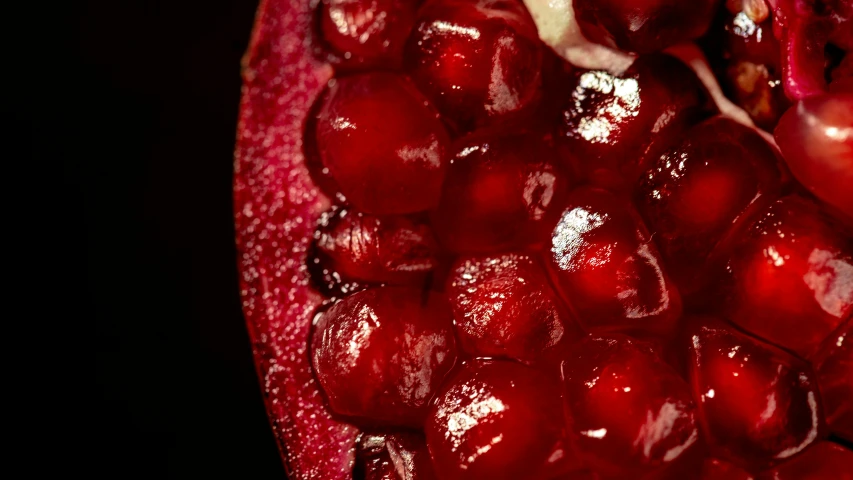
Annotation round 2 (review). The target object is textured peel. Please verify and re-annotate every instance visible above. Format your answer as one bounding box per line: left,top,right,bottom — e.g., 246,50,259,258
234,0,358,478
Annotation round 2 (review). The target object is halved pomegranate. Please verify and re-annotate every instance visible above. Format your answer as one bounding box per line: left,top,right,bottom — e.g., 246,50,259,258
234,0,853,478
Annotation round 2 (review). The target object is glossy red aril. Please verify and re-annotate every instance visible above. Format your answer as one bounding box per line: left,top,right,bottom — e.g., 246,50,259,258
557,55,713,190
774,93,853,219
699,458,754,480
404,0,543,132
445,253,580,366
636,116,783,294
774,0,853,99
760,441,853,480
561,335,699,478
356,432,436,480
319,0,417,64
716,195,853,357
238,0,853,476
717,1,789,130
686,316,825,470
425,360,571,480
811,319,852,441
431,132,570,253
572,0,720,54
309,208,438,295
546,187,682,338
311,287,458,427
315,72,450,215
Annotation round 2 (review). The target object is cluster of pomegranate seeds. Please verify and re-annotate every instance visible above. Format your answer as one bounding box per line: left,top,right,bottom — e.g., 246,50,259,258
235,0,853,477
561,335,700,478
319,0,419,66
309,207,439,295
311,287,458,427
445,252,581,367
431,132,570,253
572,0,721,54
687,315,825,470
556,54,715,190
546,187,683,338
425,360,570,479
635,116,784,295
714,195,853,358
403,0,543,133
315,72,450,215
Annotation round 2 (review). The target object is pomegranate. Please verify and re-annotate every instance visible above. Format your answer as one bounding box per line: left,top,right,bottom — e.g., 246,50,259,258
233,0,853,477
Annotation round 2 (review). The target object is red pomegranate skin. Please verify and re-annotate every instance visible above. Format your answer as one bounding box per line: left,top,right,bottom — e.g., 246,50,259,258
234,0,356,477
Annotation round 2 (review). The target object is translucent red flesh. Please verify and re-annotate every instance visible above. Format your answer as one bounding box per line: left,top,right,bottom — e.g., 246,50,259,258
235,0,853,478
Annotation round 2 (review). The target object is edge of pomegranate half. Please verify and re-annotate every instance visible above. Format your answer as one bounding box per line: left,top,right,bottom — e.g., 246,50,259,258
233,0,356,478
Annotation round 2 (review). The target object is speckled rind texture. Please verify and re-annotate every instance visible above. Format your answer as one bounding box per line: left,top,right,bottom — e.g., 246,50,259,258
234,0,358,478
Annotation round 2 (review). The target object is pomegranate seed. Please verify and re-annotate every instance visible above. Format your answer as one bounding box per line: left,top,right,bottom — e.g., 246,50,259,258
760,441,853,480
309,207,439,295
425,359,574,480
557,55,713,190
315,72,450,215
810,319,852,442
311,287,458,427
635,116,783,294
404,0,543,132
546,187,682,338
715,195,853,357
319,0,417,65
445,252,582,366
699,458,754,480
572,0,720,54
431,131,571,253
561,335,699,478
774,92,853,219
355,432,436,480
686,315,825,470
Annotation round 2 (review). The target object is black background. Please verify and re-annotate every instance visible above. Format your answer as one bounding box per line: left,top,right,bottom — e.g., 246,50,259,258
44,0,286,476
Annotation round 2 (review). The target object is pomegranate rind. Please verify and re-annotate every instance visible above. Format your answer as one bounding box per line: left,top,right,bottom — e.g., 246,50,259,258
234,0,357,478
